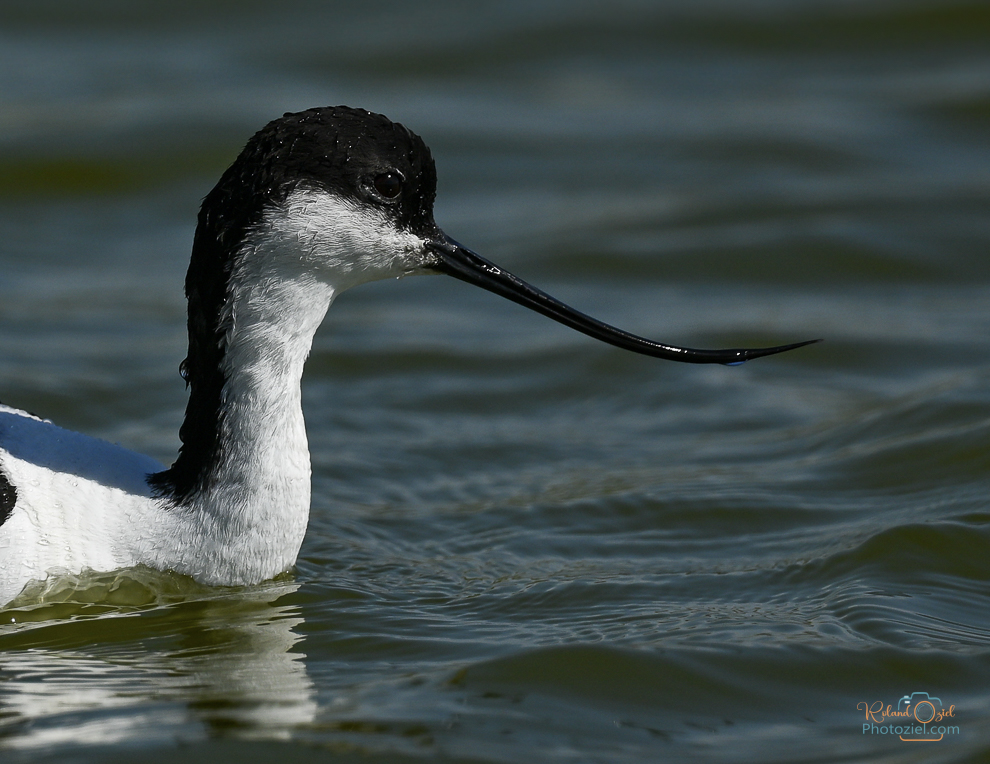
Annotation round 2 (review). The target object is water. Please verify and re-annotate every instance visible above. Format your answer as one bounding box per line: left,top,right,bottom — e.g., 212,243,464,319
1,1,988,761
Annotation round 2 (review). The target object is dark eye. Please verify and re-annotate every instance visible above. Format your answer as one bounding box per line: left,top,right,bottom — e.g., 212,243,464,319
373,171,403,199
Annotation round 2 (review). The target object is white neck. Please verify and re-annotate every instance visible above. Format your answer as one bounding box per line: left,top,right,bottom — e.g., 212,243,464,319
161,265,333,584
151,189,425,585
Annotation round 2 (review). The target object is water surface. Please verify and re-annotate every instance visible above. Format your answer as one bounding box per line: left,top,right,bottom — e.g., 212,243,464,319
1,1,989,762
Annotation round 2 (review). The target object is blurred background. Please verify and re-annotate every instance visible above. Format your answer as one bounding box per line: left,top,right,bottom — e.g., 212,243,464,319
0,1,988,763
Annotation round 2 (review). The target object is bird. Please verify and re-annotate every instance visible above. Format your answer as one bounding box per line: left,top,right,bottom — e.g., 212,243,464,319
0,106,817,606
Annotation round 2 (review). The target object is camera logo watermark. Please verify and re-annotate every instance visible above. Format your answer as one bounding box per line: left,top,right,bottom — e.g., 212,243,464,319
858,692,959,742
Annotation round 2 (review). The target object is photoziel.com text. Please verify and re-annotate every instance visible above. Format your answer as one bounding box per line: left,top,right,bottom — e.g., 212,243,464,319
858,692,959,742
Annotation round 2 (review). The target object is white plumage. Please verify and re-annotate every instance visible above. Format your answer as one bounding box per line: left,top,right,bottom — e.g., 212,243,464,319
0,189,429,605
0,107,815,607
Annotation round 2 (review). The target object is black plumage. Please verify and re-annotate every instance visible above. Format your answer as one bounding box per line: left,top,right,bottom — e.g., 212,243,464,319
149,106,440,503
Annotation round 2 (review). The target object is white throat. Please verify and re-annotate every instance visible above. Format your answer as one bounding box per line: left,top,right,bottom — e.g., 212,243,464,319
155,189,426,584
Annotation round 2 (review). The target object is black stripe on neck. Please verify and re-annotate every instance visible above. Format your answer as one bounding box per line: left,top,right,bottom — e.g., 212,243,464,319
147,192,246,503
148,117,283,502
147,105,439,503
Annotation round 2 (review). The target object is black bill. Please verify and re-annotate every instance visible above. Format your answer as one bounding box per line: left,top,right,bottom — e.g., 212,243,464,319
428,235,820,365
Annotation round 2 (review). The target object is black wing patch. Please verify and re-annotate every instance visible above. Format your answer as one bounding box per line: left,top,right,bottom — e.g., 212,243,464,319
0,465,16,528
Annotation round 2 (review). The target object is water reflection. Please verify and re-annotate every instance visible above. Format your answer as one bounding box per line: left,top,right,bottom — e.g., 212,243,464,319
0,581,315,751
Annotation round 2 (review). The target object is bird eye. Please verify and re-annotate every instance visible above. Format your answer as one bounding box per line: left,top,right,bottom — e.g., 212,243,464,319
372,172,403,199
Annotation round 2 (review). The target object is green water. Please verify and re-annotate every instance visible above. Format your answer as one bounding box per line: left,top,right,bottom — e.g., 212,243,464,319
1,1,989,762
